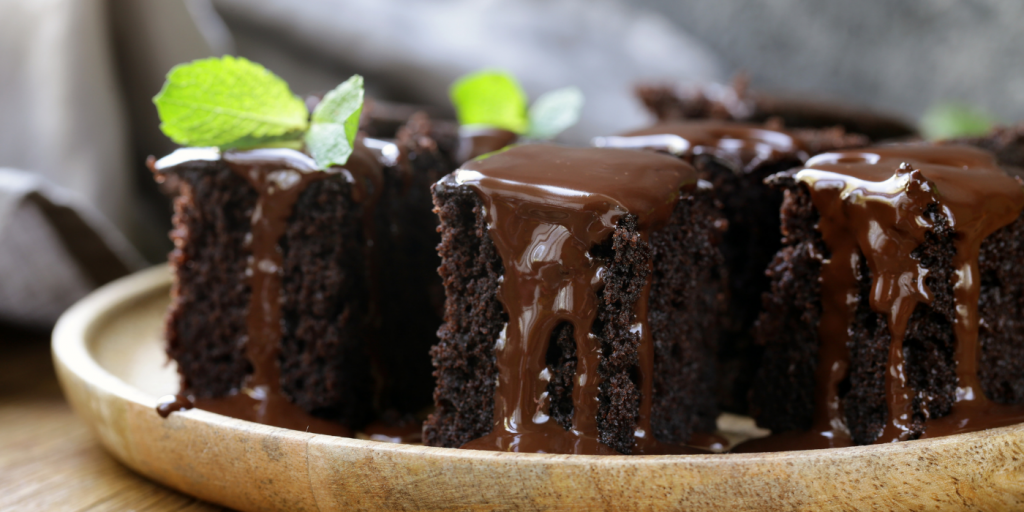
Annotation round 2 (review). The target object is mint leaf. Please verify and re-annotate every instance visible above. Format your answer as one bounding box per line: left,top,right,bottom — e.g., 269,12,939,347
920,103,995,140
305,75,364,168
153,56,309,148
450,70,529,133
526,86,584,140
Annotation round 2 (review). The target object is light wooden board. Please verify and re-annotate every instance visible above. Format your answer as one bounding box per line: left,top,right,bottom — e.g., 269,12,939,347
52,265,1024,511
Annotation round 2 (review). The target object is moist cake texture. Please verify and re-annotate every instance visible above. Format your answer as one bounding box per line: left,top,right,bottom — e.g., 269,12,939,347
742,145,1024,451
154,133,456,433
154,145,382,434
593,120,866,412
153,104,517,434
425,144,723,454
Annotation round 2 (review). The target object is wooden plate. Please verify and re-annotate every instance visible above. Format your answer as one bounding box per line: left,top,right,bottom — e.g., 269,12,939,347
52,266,1024,511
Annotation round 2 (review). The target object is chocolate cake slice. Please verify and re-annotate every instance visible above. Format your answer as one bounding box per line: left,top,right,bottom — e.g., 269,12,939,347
153,104,518,434
593,120,867,412
153,143,385,433
373,113,458,412
636,76,916,142
425,144,724,455
370,112,517,413
742,144,1024,451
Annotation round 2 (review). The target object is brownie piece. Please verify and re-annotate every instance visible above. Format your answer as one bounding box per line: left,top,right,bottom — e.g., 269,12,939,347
636,75,916,142
596,121,867,413
750,145,1024,446
424,145,723,454
156,146,380,428
373,113,459,412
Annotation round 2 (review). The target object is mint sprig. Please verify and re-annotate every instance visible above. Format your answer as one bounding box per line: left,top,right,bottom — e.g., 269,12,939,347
154,56,309,148
153,56,366,169
305,75,364,169
920,102,996,140
449,70,583,140
526,86,584,140
450,70,529,134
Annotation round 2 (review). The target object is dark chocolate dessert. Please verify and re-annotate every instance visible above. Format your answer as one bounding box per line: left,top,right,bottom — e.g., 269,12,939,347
370,114,517,414
593,120,867,412
425,144,724,454
636,76,916,142
149,57,527,435
153,117,519,434
741,144,1024,451
152,143,383,434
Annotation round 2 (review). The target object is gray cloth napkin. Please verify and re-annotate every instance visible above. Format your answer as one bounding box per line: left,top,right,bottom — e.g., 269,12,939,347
0,168,146,327
0,0,222,327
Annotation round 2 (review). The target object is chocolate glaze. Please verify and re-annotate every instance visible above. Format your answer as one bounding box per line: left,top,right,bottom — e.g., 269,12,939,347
593,120,808,173
736,145,1024,452
456,126,518,164
156,394,194,418
151,142,382,437
450,144,704,455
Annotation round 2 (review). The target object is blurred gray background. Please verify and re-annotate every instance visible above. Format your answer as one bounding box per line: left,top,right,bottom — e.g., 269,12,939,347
0,0,1021,325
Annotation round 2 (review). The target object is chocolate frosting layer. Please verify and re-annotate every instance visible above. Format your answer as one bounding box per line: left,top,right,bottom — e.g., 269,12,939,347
151,142,382,437
593,120,808,173
738,145,1024,452
449,144,700,454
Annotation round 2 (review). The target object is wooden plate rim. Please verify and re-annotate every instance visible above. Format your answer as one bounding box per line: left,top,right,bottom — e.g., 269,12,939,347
50,265,1024,511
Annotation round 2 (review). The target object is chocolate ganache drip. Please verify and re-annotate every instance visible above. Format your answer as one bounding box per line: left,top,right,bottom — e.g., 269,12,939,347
593,120,808,172
739,145,1024,452
451,144,702,454
151,141,382,436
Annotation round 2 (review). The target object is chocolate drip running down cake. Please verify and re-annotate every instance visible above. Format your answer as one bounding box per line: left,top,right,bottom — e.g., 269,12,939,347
375,116,517,413
593,120,867,412
742,145,1024,451
151,136,448,435
151,144,382,434
151,100,522,434
426,144,724,455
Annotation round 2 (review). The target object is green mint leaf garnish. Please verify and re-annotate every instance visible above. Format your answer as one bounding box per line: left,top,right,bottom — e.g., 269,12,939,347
920,102,996,140
305,75,364,169
450,70,529,134
153,56,309,148
526,86,584,140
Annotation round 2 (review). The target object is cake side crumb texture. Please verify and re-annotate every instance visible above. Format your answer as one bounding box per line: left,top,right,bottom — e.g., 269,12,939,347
165,162,256,398
424,182,505,448
279,177,374,425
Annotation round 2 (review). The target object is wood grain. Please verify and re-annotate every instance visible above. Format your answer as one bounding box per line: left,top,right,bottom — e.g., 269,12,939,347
52,266,1024,511
0,324,225,512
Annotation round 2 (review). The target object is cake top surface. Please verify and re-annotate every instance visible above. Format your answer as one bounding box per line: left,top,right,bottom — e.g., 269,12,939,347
452,144,698,230
781,143,1024,448
151,139,382,190
594,120,807,172
796,145,1023,225
449,143,702,455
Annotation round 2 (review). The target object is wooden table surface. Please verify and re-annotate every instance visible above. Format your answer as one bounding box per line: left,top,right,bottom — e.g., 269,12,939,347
0,324,227,512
